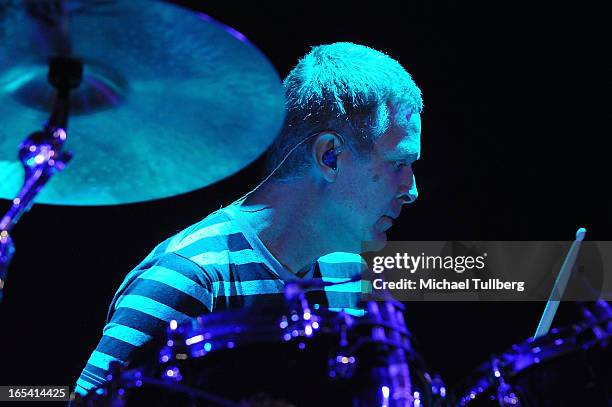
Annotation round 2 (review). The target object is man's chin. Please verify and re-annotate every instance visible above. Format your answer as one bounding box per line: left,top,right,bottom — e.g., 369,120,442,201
345,228,389,254
361,231,388,253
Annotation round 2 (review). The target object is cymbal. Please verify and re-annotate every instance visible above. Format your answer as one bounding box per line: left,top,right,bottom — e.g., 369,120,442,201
0,1,285,205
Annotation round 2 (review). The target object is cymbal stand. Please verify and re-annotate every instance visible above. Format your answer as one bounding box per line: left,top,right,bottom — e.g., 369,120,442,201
0,56,81,302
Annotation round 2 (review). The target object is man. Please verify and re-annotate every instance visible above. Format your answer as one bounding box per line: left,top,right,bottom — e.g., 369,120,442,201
75,42,423,396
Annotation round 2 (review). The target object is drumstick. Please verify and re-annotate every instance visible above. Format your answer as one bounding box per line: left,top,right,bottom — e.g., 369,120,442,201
533,227,587,339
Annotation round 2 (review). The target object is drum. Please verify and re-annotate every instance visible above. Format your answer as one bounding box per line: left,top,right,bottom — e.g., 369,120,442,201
454,302,612,406
76,284,448,406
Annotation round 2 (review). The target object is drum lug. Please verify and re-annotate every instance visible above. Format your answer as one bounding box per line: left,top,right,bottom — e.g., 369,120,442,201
492,358,522,406
328,354,357,380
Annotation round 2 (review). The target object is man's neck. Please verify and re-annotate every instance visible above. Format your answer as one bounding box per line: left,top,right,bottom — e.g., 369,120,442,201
236,181,330,275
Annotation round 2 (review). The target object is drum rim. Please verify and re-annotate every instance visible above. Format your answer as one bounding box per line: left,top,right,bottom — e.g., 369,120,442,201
455,317,612,402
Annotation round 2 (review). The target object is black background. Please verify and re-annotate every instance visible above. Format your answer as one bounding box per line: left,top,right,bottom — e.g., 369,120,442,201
1,0,609,399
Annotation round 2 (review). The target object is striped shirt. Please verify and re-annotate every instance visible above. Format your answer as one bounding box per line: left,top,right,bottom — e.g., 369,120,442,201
75,200,365,396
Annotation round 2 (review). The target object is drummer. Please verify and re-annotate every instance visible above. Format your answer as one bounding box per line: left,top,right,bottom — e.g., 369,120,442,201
75,42,423,396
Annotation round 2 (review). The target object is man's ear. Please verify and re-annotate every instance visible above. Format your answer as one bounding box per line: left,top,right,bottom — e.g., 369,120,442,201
312,132,343,182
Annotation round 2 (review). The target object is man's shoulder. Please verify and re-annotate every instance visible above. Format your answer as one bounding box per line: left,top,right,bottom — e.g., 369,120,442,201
150,208,245,259
140,206,276,281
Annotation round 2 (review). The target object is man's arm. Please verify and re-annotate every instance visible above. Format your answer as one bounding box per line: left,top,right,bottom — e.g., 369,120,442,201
75,252,213,396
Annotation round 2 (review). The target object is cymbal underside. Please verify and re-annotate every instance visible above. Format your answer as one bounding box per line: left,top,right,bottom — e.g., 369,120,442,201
0,0,285,205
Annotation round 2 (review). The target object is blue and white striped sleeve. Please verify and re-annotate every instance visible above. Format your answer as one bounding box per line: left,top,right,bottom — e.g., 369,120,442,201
74,252,213,396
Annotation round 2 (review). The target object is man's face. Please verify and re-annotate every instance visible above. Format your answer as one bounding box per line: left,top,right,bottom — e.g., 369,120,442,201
329,104,421,252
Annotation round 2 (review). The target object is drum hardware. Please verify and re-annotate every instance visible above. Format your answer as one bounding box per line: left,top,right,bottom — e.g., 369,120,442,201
459,356,524,407
580,299,612,341
0,0,284,206
0,0,285,300
282,281,322,343
74,279,450,406
489,358,521,407
328,311,356,381
88,360,243,407
455,301,612,406
0,55,82,301
455,228,611,406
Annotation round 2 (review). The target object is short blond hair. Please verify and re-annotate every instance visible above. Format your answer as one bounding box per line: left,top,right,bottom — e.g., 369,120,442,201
265,42,423,180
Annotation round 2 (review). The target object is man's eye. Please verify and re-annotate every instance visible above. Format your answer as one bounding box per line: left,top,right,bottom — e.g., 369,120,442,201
394,161,407,169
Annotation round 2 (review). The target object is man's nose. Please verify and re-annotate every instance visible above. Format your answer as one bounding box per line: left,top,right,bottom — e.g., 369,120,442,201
397,174,418,204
